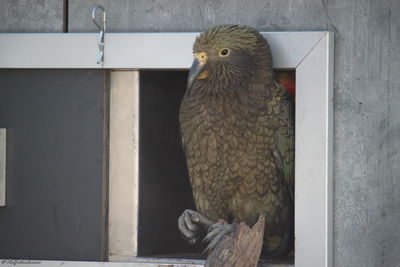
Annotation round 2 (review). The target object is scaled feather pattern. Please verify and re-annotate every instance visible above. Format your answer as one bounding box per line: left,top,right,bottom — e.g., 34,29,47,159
179,25,294,256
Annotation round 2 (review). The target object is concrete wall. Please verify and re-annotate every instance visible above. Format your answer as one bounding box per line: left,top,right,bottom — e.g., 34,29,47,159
0,0,64,32
1,0,400,266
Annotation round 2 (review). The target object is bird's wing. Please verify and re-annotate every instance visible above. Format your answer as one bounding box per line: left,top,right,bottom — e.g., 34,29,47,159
272,82,295,200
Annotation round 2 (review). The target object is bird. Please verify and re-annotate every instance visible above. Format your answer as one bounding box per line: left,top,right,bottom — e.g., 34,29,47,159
178,25,294,258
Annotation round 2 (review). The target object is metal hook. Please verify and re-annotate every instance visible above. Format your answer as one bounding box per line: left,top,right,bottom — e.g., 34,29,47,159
92,5,106,32
92,5,106,65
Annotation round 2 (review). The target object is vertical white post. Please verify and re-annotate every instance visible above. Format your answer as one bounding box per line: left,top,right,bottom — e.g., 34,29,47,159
108,71,140,260
0,129,6,206
295,33,334,267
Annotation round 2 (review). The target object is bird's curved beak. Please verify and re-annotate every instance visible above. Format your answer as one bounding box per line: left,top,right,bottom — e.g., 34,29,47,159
187,52,209,89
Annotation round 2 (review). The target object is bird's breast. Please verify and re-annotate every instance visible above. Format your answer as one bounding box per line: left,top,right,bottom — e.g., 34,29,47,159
180,91,275,191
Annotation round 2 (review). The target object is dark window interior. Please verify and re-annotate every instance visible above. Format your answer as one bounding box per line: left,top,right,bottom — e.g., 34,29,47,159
137,70,295,262
0,70,108,261
138,71,202,257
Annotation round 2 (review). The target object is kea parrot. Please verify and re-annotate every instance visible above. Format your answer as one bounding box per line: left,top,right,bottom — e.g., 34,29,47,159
178,25,294,258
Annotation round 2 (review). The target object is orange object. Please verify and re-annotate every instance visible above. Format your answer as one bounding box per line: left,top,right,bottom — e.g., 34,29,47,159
274,71,295,97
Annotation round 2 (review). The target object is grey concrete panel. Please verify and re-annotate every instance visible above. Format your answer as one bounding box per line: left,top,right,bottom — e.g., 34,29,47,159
332,1,400,267
68,0,400,266
0,0,63,32
68,0,331,33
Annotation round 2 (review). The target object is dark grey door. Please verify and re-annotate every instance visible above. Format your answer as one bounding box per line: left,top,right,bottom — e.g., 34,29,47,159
0,70,108,261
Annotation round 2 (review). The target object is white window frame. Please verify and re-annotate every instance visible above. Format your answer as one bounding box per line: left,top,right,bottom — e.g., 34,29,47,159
0,31,334,267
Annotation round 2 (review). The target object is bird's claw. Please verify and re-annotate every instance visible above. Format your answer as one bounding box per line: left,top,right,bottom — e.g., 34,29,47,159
203,221,236,253
178,209,213,245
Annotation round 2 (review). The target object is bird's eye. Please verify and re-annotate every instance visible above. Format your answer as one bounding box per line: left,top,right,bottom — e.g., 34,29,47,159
219,48,230,57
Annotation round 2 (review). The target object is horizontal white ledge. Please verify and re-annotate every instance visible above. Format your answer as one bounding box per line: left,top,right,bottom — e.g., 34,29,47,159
0,32,326,69
0,258,293,267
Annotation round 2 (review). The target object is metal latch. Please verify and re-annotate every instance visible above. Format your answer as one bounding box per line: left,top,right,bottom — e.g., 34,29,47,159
92,5,106,65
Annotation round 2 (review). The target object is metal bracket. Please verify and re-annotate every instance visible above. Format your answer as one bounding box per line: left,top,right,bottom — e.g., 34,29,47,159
92,5,106,65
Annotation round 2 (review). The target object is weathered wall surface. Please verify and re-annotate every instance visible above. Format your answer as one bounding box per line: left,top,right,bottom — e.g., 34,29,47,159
0,0,64,32
1,0,400,266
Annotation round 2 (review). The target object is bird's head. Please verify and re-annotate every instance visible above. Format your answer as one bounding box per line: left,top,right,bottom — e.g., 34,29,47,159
187,25,273,91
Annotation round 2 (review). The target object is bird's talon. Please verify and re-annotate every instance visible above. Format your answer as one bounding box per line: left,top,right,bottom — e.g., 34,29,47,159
203,226,220,243
202,222,236,253
178,209,213,245
184,212,199,231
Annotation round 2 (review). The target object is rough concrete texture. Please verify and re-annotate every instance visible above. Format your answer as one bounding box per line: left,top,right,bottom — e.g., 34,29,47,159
68,0,333,33
0,0,63,32
69,1,400,266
